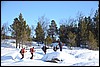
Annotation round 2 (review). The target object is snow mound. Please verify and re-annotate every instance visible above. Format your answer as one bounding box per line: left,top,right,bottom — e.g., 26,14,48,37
1,51,19,61
75,51,99,61
42,51,76,63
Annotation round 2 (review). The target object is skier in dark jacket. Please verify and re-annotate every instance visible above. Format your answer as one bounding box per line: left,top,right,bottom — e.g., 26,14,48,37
53,45,59,52
58,39,62,51
42,45,48,54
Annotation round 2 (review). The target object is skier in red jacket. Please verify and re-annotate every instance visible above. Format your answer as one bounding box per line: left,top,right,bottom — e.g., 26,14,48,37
20,47,27,59
30,47,35,59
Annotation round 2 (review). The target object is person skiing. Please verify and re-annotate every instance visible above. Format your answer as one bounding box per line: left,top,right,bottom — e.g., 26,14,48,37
58,39,62,51
20,47,26,59
30,47,35,59
53,45,59,52
42,45,48,54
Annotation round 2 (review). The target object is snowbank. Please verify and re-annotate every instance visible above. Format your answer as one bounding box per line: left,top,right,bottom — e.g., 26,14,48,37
1,39,99,66
42,51,76,63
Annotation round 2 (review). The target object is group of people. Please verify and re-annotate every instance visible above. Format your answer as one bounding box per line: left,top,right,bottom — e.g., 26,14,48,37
52,39,63,52
20,39,63,59
42,39,63,54
20,47,35,59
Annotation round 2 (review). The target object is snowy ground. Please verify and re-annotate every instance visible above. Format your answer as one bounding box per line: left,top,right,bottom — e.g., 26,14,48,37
1,39,99,66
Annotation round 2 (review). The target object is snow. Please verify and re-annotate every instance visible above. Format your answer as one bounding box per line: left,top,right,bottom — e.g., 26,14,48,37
51,43,58,47
1,39,99,66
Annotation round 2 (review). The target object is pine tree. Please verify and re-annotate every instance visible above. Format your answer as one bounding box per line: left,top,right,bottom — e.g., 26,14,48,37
18,13,31,47
78,17,89,47
45,36,53,46
59,25,67,43
48,20,58,42
26,25,31,41
93,5,99,47
38,15,49,38
10,18,20,48
21,20,28,46
88,31,98,50
67,31,76,47
35,22,45,43
10,13,31,48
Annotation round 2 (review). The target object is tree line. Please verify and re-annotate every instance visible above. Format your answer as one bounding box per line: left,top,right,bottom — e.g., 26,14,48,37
1,5,99,50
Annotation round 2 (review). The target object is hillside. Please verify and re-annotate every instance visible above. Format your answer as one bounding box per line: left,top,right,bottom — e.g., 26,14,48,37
1,39,99,66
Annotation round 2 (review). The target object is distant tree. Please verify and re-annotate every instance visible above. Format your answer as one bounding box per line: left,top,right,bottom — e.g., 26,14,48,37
26,25,32,41
93,5,99,47
18,13,32,48
75,11,84,46
48,20,58,42
75,27,81,47
78,16,89,47
59,25,67,43
10,13,31,48
31,25,35,39
88,31,98,50
59,17,77,45
45,35,53,46
1,25,5,39
67,31,76,47
21,20,28,46
10,18,20,48
35,22,45,43
38,15,50,38
1,22,9,39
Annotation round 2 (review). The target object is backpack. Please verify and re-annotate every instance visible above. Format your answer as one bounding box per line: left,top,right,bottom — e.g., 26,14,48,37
30,48,34,53
20,48,24,53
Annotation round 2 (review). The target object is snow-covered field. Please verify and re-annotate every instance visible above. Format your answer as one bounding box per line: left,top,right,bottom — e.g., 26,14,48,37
1,39,99,66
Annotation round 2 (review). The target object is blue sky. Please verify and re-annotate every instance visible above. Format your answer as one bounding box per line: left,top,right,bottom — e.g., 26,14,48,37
1,1,98,35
